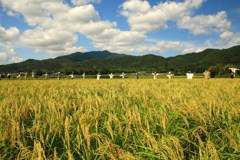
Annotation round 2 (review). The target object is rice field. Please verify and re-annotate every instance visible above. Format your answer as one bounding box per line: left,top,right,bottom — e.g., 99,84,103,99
0,78,240,159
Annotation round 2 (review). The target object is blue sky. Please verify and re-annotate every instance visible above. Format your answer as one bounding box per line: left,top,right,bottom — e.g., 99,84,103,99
0,0,240,64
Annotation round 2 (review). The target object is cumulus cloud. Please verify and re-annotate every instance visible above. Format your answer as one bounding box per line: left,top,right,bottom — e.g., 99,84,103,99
1,0,149,57
156,41,185,51
1,0,61,26
120,0,206,33
20,27,86,56
120,0,151,16
92,29,146,53
0,47,24,64
1,0,99,57
78,21,116,36
0,26,20,44
216,31,240,47
118,0,235,52
0,26,23,64
93,35,203,56
55,5,100,24
0,0,236,60
178,11,231,35
120,0,231,38
132,40,203,55
220,31,233,40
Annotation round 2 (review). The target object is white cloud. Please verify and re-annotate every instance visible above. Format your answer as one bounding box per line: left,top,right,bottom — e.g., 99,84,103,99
0,0,61,26
20,27,86,56
184,0,206,9
120,0,232,42
93,35,204,56
120,0,206,33
156,41,184,51
0,47,24,64
79,21,116,36
71,0,101,6
0,0,236,61
1,1,99,56
120,0,151,16
92,29,146,53
132,40,204,55
0,26,20,44
178,11,231,35
55,5,100,24
216,31,240,47
220,31,233,40
0,26,23,64
1,0,149,57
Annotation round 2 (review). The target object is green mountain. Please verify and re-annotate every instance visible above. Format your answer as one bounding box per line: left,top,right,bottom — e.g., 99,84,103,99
0,45,239,76
55,50,127,61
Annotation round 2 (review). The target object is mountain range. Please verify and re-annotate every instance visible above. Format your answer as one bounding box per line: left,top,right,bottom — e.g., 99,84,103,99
0,45,239,75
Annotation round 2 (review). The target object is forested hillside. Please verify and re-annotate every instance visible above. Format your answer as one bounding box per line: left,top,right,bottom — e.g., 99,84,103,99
0,45,239,77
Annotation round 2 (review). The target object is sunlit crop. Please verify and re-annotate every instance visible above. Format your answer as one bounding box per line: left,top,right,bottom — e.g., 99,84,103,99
0,79,239,159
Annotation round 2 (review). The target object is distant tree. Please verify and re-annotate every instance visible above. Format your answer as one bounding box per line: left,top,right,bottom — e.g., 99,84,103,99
195,66,205,73
218,65,233,77
208,65,220,78
35,70,43,76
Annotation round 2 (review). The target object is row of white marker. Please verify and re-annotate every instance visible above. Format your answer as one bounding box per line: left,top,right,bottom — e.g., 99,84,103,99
1,68,238,80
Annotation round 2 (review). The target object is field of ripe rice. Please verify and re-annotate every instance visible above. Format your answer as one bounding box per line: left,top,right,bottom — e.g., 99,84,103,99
0,79,240,159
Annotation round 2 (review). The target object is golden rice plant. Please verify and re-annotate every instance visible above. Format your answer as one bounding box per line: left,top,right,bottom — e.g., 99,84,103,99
0,78,239,159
